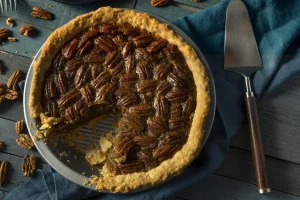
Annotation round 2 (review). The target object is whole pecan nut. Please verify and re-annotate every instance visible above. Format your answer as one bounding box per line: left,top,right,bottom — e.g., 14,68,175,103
7,70,22,90
15,120,25,134
0,141,4,150
16,134,34,150
151,0,169,7
0,28,10,41
22,155,36,177
31,7,52,20
3,87,18,100
20,25,35,37
0,160,8,186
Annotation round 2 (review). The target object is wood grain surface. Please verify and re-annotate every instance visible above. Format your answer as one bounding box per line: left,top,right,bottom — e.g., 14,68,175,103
1,0,300,200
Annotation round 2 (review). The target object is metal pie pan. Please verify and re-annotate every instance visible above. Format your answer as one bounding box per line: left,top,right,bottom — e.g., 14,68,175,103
23,9,216,193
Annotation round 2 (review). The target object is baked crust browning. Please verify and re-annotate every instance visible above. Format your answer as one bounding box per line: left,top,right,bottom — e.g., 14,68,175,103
29,7,210,193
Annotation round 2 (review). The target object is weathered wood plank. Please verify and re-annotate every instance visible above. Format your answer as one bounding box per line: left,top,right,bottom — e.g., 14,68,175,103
175,173,300,200
0,0,136,31
216,147,300,196
0,52,31,121
0,117,47,164
0,152,50,191
231,76,300,164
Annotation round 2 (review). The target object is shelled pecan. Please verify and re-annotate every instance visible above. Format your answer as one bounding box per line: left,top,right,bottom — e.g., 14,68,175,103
151,0,169,7
15,120,24,134
6,18,14,27
20,25,35,37
22,155,36,177
0,141,4,150
0,160,8,186
31,7,53,20
0,28,10,41
7,70,22,90
16,134,34,150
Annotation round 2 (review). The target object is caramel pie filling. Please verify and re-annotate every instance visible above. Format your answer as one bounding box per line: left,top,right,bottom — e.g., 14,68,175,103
40,23,196,175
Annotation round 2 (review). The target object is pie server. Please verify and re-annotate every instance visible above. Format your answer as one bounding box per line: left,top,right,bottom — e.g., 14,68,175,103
224,0,271,194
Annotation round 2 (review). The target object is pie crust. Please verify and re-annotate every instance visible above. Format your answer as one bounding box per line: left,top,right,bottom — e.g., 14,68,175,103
29,7,210,192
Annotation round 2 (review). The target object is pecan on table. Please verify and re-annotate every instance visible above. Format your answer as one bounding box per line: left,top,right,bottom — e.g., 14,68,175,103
0,160,8,186
16,120,25,134
20,25,35,37
16,134,34,150
0,141,4,150
0,28,10,42
151,0,169,7
8,37,17,42
7,70,22,90
3,87,18,100
22,155,36,177
31,7,53,20
6,18,14,27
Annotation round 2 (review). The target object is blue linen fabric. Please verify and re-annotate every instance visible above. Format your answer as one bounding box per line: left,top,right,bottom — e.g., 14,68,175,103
6,0,300,199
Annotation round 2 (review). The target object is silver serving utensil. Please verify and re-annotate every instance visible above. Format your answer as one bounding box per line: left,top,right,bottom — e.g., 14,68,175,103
224,0,271,194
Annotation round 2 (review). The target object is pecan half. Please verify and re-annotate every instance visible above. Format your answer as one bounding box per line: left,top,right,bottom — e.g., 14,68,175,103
154,63,173,80
121,42,134,57
7,70,22,90
119,73,138,86
31,7,52,20
115,88,137,107
46,101,58,117
156,81,172,96
0,160,8,186
128,104,153,117
151,0,169,7
44,77,58,99
147,117,168,137
55,71,68,94
133,34,154,48
94,36,116,52
165,89,188,103
19,25,35,37
153,95,168,117
136,60,151,80
22,155,36,177
16,134,34,150
113,35,125,51
118,160,144,174
115,137,136,157
92,71,111,88
135,48,153,62
62,39,78,59
52,53,66,72
153,144,173,162
136,80,157,93
80,85,94,105
74,98,88,116
99,24,119,34
164,131,183,146
77,40,92,57
15,120,24,134
0,63,3,74
95,83,117,104
138,150,157,170
134,135,157,148
169,103,182,119
183,95,196,115
74,65,91,89
64,107,77,122
124,55,135,73
0,28,10,41
168,72,187,88
6,18,14,27
169,116,189,130
3,87,18,100
57,88,81,108
147,39,167,53
118,116,145,136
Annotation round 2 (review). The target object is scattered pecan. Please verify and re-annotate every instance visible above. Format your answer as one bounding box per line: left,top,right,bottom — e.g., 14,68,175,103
151,0,169,7
7,70,22,90
147,39,167,53
16,134,34,150
0,28,10,41
20,25,35,37
3,87,18,100
6,18,14,27
0,141,4,150
31,7,53,20
15,120,24,134
0,160,8,186
22,155,36,177
8,37,17,42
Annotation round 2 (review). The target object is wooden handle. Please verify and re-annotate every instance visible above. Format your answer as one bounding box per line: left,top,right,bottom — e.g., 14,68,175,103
245,94,271,194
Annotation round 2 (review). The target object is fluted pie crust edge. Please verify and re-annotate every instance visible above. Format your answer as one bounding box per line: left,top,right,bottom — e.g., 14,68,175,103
29,7,210,193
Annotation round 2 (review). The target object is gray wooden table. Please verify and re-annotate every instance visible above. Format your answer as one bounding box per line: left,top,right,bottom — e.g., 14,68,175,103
1,0,300,199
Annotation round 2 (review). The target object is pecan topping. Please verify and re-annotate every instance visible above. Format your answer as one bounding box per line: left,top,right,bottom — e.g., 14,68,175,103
0,160,8,186
115,137,136,157
74,65,91,89
80,85,94,105
129,104,153,117
52,53,66,72
118,160,144,174
154,63,172,80
165,89,188,103
147,117,168,137
151,0,169,7
55,71,68,94
153,144,173,162
169,103,182,119
169,117,189,130
119,73,138,86
113,35,125,50
115,88,137,107
134,135,157,148
133,34,154,48
6,18,14,27
138,150,157,170
156,81,172,96
95,36,116,52
19,25,35,37
31,7,53,20
64,107,77,122
137,80,157,93
95,83,117,104
16,134,34,150
77,40,92,57
2,87,18,100
46,101,58,117
168,72,187,88
74,98,88,116
164,131,183,146
124,55,135,73
135,48,153,62
7,70,22,90
0,28,10,41
57,88,81,108
118,116,145,136
136,60,151,80
84,54,105,65
15,120,24,134
22,155,36,177
92,71,111,88
147,39,167,53
62,39,78,59
45,77,58,99
121,42,134,57
0,141,4,150
183,95,196,115
99,24,119,34
153,95,168,117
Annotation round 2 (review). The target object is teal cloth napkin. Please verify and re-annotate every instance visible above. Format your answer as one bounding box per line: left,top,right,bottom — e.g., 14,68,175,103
6,0,300,199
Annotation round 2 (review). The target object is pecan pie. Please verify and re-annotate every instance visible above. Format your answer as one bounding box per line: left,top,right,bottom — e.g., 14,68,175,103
29,7,210,192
